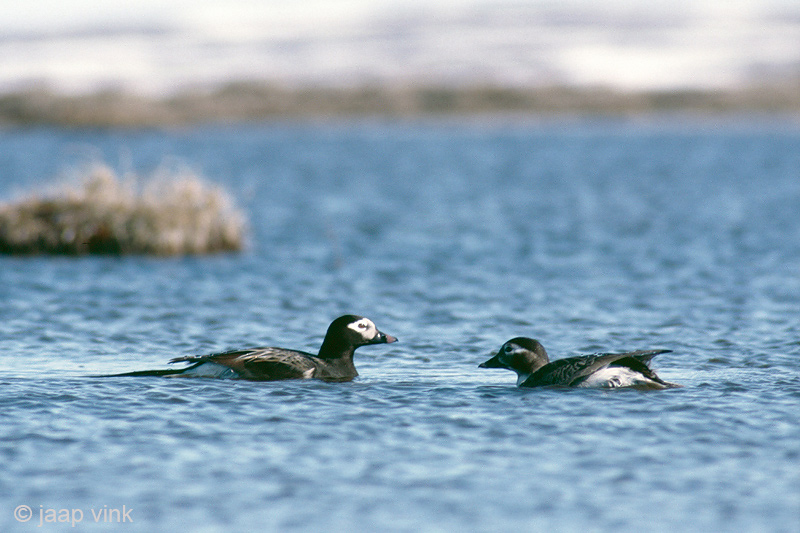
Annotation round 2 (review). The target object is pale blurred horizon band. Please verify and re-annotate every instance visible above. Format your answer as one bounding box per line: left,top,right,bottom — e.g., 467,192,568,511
2,0,798,124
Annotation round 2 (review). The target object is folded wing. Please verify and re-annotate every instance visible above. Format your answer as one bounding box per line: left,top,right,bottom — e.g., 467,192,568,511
522,349,673,387
170,347,318,381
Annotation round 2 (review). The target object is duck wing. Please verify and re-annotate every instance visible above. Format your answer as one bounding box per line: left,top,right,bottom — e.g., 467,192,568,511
609,350,676,387
520,350,670,387
621,349,672,366
519,353,623,387
606,350,679,388
170,347,318,381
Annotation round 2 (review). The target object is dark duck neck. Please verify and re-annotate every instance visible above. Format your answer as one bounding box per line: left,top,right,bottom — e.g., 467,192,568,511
317,335,357,361
315,337,358,381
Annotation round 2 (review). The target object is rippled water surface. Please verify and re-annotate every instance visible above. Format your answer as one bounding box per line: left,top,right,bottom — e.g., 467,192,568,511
1,119,799,532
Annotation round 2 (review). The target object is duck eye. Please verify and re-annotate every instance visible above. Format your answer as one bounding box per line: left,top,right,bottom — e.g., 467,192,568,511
504,344,513,353
358,322,368,329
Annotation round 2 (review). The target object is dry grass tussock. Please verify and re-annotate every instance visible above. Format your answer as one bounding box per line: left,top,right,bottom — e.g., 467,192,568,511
0,164,246,255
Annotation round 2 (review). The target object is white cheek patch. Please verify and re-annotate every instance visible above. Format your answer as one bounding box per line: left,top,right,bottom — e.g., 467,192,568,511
347,318,377,340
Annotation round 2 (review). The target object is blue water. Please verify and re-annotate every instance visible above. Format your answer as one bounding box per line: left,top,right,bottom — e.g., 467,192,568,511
1,118,799,532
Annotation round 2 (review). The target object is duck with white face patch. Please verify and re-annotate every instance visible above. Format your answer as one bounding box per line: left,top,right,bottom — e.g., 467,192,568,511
480,337,680,389
100,315,397,382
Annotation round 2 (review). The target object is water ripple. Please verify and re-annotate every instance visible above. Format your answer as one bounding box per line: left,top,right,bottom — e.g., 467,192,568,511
1,122,799,531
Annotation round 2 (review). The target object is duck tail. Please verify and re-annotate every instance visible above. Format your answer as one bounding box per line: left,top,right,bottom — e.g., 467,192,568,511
613,352,682,389
92,368,188,378
630,349,672,365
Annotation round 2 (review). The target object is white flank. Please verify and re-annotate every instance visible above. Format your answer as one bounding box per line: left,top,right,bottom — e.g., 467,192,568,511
577,367,650,388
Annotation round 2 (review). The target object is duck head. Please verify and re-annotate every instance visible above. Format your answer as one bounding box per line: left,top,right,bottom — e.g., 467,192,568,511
480,337,550,385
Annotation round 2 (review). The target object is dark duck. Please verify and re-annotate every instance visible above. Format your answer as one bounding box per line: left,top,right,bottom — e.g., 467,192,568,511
104,315,397,382
480,337,680,389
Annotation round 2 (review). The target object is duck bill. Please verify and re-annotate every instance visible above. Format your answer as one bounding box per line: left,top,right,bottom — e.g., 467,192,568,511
479,351,504,368
371,331,398,344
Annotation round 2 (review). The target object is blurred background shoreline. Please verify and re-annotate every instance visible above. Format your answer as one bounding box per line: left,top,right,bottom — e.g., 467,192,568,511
2,0,798,126
2,81,800,127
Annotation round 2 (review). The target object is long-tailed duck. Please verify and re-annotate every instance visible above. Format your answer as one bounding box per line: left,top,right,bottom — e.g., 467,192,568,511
105,315,397,382
480,337,680,389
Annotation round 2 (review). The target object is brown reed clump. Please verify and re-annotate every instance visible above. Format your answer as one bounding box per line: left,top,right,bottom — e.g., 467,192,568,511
0,164,246,255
